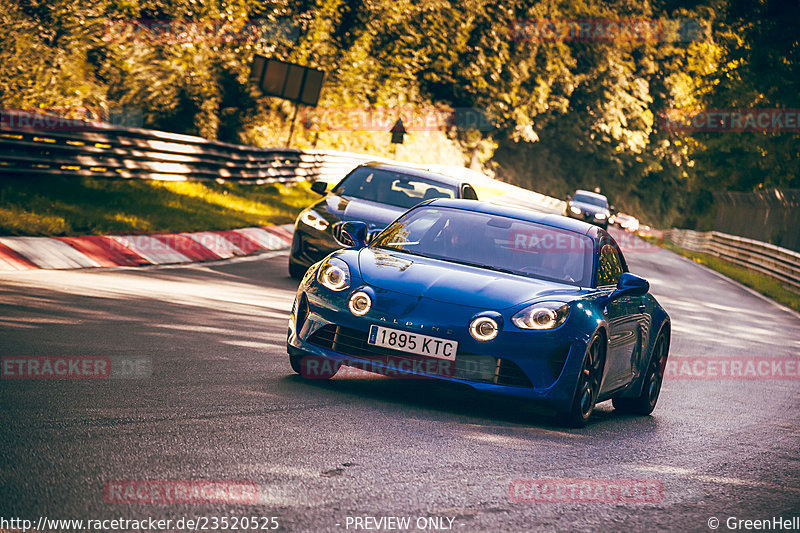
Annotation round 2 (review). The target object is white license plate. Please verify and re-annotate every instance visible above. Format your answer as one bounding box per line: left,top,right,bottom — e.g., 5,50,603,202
367,325,457,361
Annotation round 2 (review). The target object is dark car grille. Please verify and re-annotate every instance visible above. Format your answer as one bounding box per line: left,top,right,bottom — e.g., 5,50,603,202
307,324,532,388
295,294,309,332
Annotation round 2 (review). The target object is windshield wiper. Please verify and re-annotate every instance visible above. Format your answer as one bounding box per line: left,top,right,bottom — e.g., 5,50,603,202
442,258,518,276
375,246,427,258
374,250,522,277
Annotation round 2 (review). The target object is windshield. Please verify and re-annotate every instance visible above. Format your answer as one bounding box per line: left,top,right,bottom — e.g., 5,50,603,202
332,167,458,209
573,193,608,208
372,207,594,286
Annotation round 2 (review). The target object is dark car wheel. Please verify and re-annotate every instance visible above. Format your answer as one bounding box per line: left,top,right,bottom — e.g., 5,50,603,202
613,332,668,415
288,231,307,279
289,353,303,374
561,332,605,428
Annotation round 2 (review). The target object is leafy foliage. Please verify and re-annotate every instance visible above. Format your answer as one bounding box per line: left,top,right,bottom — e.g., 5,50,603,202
0,0,795,228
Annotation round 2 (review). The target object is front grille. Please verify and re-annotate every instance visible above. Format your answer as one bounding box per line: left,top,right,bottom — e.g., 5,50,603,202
307,324,533,388
295,294,309,332
498,357,534,388
547,344,570,381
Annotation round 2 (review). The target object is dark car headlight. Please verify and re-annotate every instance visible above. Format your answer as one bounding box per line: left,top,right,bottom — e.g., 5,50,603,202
569,206,582,215
317,257,350,291
594,213,607,220
512,301,570,330
300,209,329,231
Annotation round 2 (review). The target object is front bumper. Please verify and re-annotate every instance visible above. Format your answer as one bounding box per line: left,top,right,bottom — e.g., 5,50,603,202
287,282,596,411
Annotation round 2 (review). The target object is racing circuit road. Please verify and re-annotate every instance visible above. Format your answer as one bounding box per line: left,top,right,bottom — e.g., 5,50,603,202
1,230,799,532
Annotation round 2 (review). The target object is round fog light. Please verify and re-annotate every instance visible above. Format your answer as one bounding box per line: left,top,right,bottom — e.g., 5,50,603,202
348,291,372,316
470,317,499,341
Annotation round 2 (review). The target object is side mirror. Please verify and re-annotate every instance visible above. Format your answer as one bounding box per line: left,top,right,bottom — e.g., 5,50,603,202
566,194,572,201
333,221,368,248
608,273,649,302
462,185,479,200
609,205,616,212
310,181,328,195
366,228,384,244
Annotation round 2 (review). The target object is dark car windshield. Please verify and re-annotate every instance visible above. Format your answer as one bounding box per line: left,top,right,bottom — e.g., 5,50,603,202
372,206,594,286
332,167,458,209
573,193,608,208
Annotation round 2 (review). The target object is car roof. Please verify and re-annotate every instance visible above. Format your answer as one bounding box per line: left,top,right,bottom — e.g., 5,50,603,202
424,198,600,236
573,189,608,201
357,162,469,187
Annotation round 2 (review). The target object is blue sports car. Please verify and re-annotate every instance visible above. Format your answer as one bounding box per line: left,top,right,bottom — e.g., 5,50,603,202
287,199,670,426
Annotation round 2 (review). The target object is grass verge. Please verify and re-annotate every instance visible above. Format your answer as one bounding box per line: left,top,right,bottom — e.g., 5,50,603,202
0,177,318,236
656,239,800,313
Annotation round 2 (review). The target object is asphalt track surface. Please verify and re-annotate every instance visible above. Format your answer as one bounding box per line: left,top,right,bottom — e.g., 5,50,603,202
1,231,799,532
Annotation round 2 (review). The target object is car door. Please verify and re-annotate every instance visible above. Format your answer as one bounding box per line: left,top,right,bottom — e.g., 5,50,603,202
596,241,639,393
610,236,652,383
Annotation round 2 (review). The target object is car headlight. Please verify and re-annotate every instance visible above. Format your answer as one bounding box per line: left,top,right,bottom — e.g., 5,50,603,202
470,316,499,341
348,291,372,316
512,301,570,330
570,206,582,215
317,257,350,291
594,213,607,220
300,209,329,231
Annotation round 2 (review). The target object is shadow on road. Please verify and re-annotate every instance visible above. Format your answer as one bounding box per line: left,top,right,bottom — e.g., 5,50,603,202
282,371,662,435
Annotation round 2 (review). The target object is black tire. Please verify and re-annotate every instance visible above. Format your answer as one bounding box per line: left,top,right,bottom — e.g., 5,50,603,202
288,258,306,280
613,332,668,415
561,333,605,428
289,353,303,374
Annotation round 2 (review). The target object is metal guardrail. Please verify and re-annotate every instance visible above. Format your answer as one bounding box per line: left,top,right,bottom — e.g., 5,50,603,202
664,228,800,291
0,110,566,214
0,110,378,184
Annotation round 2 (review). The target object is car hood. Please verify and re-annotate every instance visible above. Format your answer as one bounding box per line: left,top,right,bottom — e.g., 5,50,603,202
357,248,582,309
320,195,405,229
571,201,609,215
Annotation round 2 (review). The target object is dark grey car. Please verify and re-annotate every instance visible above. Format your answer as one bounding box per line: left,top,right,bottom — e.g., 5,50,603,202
564,189,612,229
289,162,478,278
